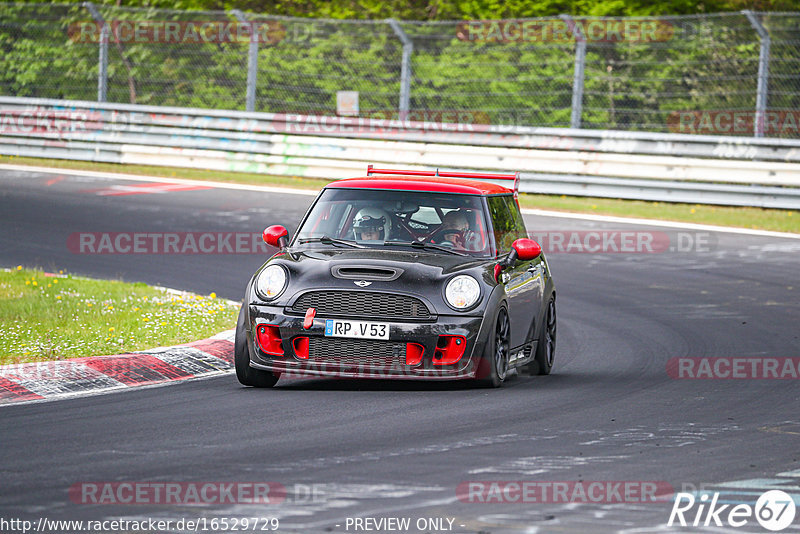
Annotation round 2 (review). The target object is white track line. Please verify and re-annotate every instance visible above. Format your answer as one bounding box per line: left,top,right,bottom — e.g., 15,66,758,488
1,163,797,238
521,208,800,239
0,163,318,196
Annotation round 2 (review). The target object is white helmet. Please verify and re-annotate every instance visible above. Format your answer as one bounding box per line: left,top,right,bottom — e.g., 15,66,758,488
353,207,391,241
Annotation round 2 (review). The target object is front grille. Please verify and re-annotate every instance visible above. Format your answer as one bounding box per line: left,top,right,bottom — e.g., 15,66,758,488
306,337,405,369
290,291,430,319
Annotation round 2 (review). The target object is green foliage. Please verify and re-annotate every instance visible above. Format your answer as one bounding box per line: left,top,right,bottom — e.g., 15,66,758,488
8,0,800,19
0,4,96,99
1,3,798,136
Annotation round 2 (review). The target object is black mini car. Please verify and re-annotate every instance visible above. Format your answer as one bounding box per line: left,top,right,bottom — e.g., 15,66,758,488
235,166,556,388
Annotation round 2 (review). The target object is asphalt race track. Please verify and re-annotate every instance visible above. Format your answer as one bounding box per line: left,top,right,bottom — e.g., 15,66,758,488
1,167,799,533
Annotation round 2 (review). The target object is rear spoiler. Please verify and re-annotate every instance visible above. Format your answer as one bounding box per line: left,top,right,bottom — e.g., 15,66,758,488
366,165,520,199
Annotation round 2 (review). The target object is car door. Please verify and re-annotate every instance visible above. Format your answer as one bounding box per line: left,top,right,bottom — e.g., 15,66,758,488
487,195,543,351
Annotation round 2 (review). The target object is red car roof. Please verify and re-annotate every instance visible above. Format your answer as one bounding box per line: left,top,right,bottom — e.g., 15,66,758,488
327,176,513,196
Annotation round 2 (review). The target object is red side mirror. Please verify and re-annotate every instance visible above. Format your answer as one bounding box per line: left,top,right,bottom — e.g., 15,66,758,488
495,238,543,282
512,238,542,261
263,225,289,248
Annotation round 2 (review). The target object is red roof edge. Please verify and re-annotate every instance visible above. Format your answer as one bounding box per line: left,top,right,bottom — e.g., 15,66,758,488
366,165,520,199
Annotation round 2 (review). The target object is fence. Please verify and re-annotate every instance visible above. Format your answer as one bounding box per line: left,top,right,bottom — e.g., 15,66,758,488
1,4,800,138
2,96,800,209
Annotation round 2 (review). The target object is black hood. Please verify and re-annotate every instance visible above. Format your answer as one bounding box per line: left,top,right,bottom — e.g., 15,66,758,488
252,246,499,316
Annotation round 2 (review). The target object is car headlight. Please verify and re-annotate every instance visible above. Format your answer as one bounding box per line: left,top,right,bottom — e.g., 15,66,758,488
445,275,480,310
256,265,287,300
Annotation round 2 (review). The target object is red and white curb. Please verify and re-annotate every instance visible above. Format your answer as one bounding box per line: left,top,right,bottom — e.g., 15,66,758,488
0,329,235,406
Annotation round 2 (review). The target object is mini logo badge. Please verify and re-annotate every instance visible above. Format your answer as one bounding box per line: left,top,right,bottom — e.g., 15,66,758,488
354,280,372,287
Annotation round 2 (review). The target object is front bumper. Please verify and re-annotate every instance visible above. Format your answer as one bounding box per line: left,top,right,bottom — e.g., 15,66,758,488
246,304,489,380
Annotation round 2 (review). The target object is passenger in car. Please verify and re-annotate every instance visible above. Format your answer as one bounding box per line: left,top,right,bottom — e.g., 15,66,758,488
353,208,391,242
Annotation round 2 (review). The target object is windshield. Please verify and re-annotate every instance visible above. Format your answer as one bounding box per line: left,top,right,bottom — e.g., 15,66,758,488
294,188,494,257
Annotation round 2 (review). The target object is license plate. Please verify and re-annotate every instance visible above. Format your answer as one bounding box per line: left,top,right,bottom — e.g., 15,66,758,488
325,319,389,340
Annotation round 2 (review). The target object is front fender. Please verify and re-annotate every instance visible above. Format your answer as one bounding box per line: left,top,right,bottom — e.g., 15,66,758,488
470,284,509,365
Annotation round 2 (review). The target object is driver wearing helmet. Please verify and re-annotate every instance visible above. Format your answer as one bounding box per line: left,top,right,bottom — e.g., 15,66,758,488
353,208,391,242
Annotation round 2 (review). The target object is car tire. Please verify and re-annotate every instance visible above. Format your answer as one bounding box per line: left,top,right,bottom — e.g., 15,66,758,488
235,304,279,388
476,307,510,388
532,295,556,375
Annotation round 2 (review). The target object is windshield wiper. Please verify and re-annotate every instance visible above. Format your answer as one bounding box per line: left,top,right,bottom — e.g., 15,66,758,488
384,240,467,256
297,236,365,249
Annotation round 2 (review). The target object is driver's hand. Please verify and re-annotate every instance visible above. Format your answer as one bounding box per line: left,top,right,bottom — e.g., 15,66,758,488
442,231,463,248
463,230,478,250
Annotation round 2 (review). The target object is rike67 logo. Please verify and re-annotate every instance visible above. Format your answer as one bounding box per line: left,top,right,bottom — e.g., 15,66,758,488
668,490,796,531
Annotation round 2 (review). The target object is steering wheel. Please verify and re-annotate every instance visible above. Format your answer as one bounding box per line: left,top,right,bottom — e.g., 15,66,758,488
425,227,466,248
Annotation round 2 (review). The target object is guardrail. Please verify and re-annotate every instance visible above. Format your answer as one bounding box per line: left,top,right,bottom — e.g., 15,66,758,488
2,96,800,209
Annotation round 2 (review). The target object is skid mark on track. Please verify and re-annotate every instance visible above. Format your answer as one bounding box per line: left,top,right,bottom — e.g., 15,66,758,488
573,423,740,448
760,421,800,436
255,434,525,472
469,455,629,476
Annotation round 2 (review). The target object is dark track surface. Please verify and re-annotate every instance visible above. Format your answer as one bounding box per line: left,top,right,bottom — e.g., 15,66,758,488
1,168,799,533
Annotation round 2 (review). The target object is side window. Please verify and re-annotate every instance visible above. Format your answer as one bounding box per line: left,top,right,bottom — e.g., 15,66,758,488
487,196,514,255
487,195,527,255
507,197,528,240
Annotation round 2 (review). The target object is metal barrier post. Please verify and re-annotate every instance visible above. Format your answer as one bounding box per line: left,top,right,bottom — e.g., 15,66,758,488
561,15,586,130
743,10,771,138
231,9,259,112
387,19,412,118
83,1,108,102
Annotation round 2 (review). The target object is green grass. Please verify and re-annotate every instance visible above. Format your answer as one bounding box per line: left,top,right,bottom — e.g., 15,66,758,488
0,267,238,365
1,155,798,234
517,195,799,233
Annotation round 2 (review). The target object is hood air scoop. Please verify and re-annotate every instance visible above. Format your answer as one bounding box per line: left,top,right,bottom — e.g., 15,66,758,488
331,265,403,282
